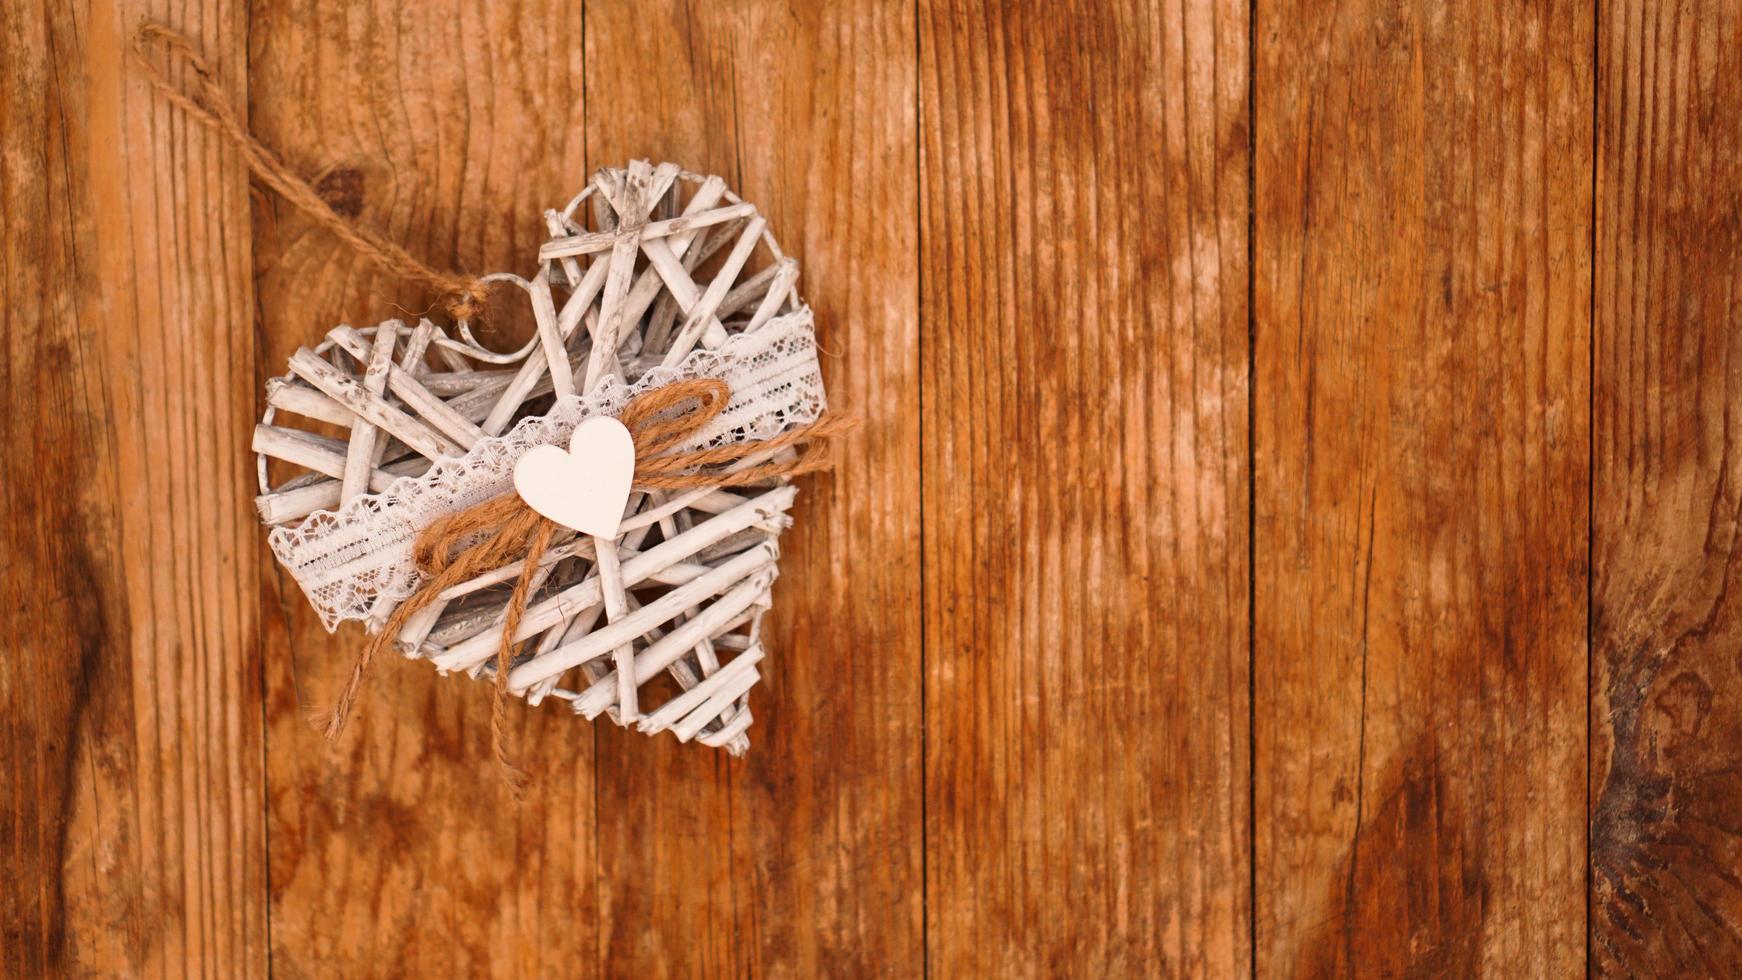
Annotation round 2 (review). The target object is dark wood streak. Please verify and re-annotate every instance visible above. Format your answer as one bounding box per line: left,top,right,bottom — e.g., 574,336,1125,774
314,168,365,220
1303,732,1485,978
1593,2,1742,972
2,7,114,969
3,2,268,976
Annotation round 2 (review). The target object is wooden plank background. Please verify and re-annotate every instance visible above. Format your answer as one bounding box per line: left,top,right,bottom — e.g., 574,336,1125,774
1254,0,1591,973
921,0,1249,973
4,0,1741,976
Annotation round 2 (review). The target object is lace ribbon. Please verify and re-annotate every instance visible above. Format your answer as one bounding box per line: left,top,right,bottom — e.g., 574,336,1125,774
270,310,827,631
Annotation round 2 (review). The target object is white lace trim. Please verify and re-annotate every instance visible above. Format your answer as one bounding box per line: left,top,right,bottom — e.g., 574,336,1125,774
269,311,825,631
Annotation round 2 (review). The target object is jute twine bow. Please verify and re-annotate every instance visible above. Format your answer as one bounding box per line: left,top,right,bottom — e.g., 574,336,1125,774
128,24,492,318
325,378,857,790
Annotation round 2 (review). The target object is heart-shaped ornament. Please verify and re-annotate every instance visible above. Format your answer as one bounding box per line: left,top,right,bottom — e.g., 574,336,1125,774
257,161,831,755
512,416,635,538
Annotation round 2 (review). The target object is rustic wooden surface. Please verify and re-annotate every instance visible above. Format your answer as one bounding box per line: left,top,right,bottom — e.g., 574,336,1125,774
920,0,1250,974
1254,0,1592,974
1591,0,1742,973
6,1,1742,977
2,3,265,977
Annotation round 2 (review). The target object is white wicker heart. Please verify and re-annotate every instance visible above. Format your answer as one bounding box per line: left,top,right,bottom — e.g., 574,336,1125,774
254,161,828,755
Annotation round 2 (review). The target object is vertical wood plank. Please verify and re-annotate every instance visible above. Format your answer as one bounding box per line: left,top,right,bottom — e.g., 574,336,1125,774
1593,1,1742,971
1253,0,1591,973
1,2,265,975
583,3,924,975
246,4,595,975
920,0,1250,973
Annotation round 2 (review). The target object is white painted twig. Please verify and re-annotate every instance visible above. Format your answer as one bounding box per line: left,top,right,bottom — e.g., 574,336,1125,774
428,486,795,673
288,349,462,461
339,321,397,503
569,575,772,720
265,379,352,427
327,326,485,450
671,653,763,742
638,648,763,735
253,455,428,524
508,543,777,693
697,709,754,752
537,201,757,260
660,215,765,364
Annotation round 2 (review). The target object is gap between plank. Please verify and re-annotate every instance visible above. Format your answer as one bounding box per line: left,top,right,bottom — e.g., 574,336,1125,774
1584,0,1598,975
1246,0,1260,972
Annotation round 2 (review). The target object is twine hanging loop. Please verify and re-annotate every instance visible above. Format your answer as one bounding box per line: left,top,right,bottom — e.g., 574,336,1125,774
128,23,492,318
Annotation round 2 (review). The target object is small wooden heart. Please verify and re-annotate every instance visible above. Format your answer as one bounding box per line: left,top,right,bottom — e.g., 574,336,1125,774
512,416,635,538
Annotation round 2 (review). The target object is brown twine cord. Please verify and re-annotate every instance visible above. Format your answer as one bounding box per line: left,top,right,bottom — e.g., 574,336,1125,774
325,378,857,791
127,24,491,318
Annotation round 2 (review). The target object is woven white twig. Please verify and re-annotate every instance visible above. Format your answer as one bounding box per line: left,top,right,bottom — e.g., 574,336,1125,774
254,162,826,754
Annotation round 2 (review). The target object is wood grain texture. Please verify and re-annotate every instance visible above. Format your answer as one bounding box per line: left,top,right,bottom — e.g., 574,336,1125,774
246,3,596,975
583,3,923,975
1254,0,1592,974
21,0,1742,973
1592,1,1742,972
1,2,265,976
919,0,1250,973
